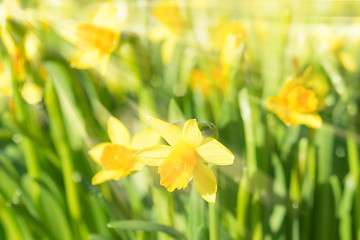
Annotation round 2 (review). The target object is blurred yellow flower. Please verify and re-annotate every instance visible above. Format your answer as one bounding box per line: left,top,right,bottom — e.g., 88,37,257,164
21,82,43,105
212,19,246,68
89,117,160,184
24,32,41,61
62,3,120,75
190,65,229,98
0,0,27,80
267,78,324,129
149,0,186,64
0,0,25,58
152,0,185,36
136,117,234,203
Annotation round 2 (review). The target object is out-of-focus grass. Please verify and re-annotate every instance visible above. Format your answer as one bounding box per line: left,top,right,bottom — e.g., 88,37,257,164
1,0,360,239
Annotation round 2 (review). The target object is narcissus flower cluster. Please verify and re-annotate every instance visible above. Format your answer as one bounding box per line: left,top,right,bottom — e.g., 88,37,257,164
149,0,186,63
61,3,120,75
90,116,234,203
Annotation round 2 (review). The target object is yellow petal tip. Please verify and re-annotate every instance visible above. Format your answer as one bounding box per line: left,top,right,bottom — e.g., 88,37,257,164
203,193,216,203
91,178,99,185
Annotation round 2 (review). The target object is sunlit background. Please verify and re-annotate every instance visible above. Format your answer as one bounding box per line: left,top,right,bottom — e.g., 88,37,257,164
1,0,360,239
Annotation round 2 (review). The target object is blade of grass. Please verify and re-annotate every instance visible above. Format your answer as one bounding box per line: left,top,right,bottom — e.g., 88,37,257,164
238,88,262,239
346,130,360,239
44,62,87,150
108,220,186,240
0,194,24,240
338,174,355,240
189,185,205,240
313,127,335,240
209,166,219,240
44,76,88,239
10,60,41,207
236,171,250,240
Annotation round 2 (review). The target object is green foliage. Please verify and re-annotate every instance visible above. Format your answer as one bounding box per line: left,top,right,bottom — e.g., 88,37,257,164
1,0,360,239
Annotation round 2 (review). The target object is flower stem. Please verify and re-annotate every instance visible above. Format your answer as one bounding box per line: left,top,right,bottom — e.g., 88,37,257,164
347,129,360,239
11,61,40,208
209,197,218,240
44,78,88,239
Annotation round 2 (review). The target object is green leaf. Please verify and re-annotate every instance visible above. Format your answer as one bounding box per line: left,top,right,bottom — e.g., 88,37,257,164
107,220,186,240
44,61,87,150
168,99,185,123
88,234,113,240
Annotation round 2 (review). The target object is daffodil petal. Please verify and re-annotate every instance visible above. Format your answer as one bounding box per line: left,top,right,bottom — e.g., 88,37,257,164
158,143,197,192
132,162,145,171
183,119,203,147
291,113,322,129
196,138,234,165
148,25,170,42
24,32,40,60
135,145,173,166
161,37,177,64
130,129,160,150
147,116,182,147
99,55,109,76
71,50,101,69
193,163,217,203
108,117,130,146
151,0,184,35
91,170,123,185
58,24,78,45
1,27,18,57
92,3,119,32
89,142,110,163
21,82,43,105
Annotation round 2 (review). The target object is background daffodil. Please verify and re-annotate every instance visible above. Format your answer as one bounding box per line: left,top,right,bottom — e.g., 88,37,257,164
212,18,246,69
190,64,229,98
149,0,186,64
135,117,234,203
267,77,324,129
61,3,120,75
89,117,160,184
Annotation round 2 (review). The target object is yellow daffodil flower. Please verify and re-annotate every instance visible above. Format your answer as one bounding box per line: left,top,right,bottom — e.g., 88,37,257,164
152,0,185,36
61,3,120,75
149,0,186,63
267,79,323,129
190,64,229,98
212,19,246,68
0,0,27,81
21,82,43,105
135,117,234,203
89,117,160,185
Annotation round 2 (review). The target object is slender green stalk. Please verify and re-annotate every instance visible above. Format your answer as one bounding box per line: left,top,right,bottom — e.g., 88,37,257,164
238,89,257,176
124,177,143,219
44,80,88,239
11,62,40,207
346,131,360,239
300,132,316,240
188,185,205,239
151,185,175,240
238,89,262,239
209,167,219,240
236,172,249,239
314,127,335,240
209,202,218,240
0,195,23,240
